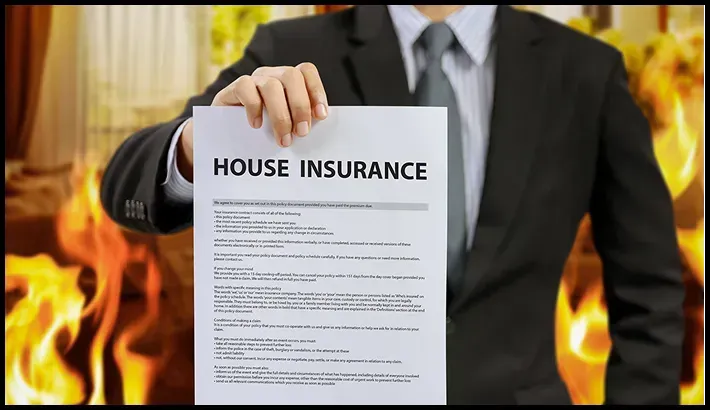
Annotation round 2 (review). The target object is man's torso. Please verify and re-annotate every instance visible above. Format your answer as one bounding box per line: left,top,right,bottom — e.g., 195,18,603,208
241,5,621,404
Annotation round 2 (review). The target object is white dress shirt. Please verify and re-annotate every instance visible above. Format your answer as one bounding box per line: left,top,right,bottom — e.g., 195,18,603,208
162,5,497,249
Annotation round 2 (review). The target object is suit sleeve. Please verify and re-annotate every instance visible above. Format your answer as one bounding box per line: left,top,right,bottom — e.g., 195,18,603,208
100,25,275,235
590,52,685,405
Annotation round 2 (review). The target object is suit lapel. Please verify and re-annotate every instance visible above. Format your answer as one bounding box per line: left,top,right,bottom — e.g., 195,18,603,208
345,5,414,106
450,6,555,313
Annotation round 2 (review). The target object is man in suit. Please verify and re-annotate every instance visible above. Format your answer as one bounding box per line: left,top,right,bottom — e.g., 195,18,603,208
100,5,685,405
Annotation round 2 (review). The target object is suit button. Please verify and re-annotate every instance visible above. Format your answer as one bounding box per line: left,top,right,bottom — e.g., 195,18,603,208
446,316,455,335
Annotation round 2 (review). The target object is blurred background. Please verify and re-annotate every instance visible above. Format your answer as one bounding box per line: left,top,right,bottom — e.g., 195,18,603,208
4,5,704,405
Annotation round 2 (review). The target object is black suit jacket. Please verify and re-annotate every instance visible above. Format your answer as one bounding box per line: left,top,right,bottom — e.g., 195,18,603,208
101,5,685,405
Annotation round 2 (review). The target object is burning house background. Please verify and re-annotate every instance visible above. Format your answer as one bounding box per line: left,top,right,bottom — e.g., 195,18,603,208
4,5,705,405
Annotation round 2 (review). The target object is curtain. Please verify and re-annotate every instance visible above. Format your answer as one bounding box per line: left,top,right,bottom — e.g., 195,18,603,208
82,5,211,160
583,5,612,31
315,5,351,15
537,6,584,24
14,5,319,165
5,6,82,217
4,5,53,161
81,5,318,161
23,6,86,171
270,5,315,21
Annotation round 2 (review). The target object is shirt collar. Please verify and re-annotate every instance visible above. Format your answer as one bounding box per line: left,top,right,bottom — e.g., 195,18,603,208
387,5,497,65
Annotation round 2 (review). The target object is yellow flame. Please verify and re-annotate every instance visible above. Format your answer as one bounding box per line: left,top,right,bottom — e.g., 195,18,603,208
653,94,700,199
678,222,705,287
556,23,704,406
4,16,704,407
5,164,163,405
5,255,86,405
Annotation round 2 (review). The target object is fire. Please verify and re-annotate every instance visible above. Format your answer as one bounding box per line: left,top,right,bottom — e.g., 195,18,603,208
5,256,85,405
556,27,705,405
653,94,701,199
5,163,163,405
678,222,705,287
556,281,610,405
3,19,704,407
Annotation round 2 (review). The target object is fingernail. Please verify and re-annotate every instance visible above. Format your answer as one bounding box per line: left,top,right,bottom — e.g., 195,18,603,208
253,116,262,129
281,133,292,147
296,121,309,137
315,103,328,119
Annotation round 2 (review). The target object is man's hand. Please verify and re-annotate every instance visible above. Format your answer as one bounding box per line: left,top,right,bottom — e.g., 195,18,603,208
176,63,329,181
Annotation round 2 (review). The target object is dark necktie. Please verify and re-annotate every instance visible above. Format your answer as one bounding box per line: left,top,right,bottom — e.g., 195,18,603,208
413,23,467,295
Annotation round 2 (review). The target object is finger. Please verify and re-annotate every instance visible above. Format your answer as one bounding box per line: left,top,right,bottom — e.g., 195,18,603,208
277,67,312,137
216,75,263,129
297,62,328,120
212,74,249,106
252,65,278,78
253,75,293,147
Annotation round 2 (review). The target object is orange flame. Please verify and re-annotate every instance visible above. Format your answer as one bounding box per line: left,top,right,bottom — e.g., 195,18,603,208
653,94,701,199
5,163,163,405
556,27,704,405
4,21,704,407
679,222,705,288
556,280,610,404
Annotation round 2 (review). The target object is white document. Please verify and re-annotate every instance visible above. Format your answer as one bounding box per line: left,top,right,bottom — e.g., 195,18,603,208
192,106,448,405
